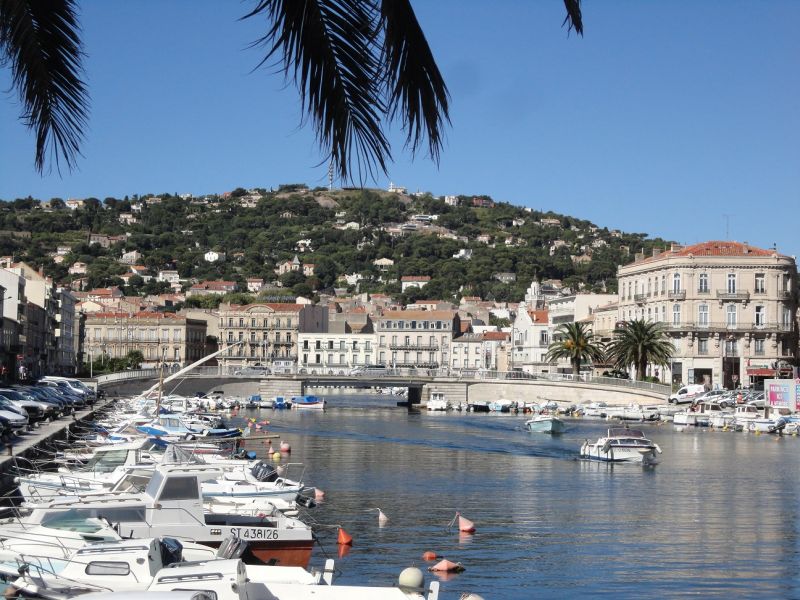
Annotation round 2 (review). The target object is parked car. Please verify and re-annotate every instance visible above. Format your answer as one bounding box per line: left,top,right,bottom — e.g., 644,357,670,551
602,369,630,379
0,388,51,424
39,377,96,403
233,366,270,376
669,384,707,404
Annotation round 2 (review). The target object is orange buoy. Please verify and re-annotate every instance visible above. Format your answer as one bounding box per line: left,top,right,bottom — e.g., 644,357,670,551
337,543,351,559
337,527,353,545
428,559,465,573
457,512,476,533
422,551,438,561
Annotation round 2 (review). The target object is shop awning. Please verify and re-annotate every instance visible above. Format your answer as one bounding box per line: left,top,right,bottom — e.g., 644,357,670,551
747,368,775,376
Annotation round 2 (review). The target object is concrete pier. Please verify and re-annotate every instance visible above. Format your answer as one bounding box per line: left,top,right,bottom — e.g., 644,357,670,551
0,398,114,498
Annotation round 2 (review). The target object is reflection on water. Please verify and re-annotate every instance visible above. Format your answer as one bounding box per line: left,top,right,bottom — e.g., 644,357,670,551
231,396,800,599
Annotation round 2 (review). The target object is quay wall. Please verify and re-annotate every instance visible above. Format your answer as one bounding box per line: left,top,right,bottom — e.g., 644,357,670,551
465,381,667,406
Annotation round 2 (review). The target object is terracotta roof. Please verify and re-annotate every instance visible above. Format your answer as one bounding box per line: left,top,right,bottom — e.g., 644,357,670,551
527,309,549,323
642,241,782,264
482,331,510,341
381,310,455,320
86,311,184,320
401,275,431,281
228,303,304,312
191,280,236,290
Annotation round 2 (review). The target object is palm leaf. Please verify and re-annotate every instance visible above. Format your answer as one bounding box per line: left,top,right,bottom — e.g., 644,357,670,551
562,0,583,35
0,0,88,173
244,0,391,183
379,0,449,163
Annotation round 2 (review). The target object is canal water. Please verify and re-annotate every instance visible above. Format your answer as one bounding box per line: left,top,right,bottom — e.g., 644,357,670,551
232,396,800,599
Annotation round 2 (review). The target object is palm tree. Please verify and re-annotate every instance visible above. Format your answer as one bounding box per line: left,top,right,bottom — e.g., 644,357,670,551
606,319,675,381
1,0,583,178
545,321,605,377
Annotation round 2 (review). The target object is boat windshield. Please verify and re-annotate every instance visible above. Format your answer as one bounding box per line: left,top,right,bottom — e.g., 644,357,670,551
39,510,109,533
81,449,129,473
111,469,154,493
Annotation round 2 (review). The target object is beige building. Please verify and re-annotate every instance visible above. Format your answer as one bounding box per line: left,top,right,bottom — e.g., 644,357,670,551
218,303,328,369
374,310,458,369
84,312,207,368
617,241,797,388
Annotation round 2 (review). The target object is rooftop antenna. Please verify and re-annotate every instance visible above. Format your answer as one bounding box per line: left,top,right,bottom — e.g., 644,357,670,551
722,214,733,240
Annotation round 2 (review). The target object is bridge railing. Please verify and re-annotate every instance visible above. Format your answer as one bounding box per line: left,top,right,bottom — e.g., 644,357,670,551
96,364,671,395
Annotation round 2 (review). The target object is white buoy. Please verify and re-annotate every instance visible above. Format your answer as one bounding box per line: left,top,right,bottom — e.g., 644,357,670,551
378,508,389,526
398,566,424,591
460,595,485,600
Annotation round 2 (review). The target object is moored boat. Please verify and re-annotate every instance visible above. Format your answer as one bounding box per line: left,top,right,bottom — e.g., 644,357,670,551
291,395,325,410
426,392,450,411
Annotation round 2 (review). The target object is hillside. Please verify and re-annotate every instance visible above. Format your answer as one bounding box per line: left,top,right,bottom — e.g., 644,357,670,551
0,187,671,303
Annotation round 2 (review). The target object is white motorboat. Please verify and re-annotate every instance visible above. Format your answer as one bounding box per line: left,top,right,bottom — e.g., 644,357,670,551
488,399,515,413
426,392,450,411
582,402,609,418
12,463,316,567
525,415,566,434
0,538,441,600
580,427,662,463
619,404,660,422
673,410,698,426
734,404,762,430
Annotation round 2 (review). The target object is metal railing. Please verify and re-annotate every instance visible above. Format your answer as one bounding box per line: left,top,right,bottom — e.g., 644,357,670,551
666,321,792,332
95,364,671,395
716,290,750,301
668,290,686,300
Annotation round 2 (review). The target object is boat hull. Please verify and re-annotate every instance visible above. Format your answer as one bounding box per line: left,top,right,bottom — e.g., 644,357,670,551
580,443,659,463
525,417,566,433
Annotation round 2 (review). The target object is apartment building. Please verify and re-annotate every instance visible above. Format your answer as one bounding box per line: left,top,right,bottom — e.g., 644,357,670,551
217,303,328,370
617,241,798,388
84,312,207,367
374,310,458,369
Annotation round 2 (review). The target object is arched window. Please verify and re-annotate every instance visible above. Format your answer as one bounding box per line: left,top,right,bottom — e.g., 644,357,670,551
672,273,681,293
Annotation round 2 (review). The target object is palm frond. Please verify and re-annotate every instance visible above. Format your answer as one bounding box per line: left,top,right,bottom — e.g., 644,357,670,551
0,0,88,173
379,0,449,163
244,0,391,183
562,0,583,36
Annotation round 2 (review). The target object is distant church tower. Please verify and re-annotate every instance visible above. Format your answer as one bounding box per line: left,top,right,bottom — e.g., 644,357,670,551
524,280,545,309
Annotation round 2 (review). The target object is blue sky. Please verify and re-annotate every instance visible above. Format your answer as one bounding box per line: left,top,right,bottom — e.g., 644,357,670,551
1,1,798,255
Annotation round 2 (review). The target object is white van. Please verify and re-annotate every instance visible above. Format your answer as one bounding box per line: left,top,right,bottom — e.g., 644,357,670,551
669,384,706,405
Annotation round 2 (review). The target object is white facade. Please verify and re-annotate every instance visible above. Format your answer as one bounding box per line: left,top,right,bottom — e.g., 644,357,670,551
298,332,377,373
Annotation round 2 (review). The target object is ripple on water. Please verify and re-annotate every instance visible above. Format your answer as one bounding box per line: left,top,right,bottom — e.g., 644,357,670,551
230,404,800,599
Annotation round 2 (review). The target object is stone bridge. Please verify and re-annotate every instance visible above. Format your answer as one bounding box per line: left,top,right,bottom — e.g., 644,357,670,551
96,368,670,407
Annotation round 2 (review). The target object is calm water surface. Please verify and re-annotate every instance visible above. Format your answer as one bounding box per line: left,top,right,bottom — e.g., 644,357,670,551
232,395,800,599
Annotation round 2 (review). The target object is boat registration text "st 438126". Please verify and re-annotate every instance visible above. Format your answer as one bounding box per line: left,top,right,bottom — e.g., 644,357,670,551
229,527,279,540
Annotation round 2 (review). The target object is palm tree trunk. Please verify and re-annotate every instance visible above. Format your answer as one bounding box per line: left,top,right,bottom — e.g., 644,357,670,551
573,358,580,378
638,358,647,381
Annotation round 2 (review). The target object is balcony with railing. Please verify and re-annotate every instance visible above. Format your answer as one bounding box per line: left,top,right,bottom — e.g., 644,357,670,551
666,321,793,333
633,294,647,303
778,290,793,301
668,290,686,300
389,343,440,351
716,290,750,302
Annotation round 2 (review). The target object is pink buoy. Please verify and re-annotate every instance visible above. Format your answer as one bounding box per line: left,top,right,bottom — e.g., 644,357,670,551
428,559,465,573
267,444,275,454
280,441,291,453
315,488,325,500
457,512,476,533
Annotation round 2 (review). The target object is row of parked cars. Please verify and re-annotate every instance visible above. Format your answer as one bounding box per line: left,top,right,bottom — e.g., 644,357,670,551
0,376,100,438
